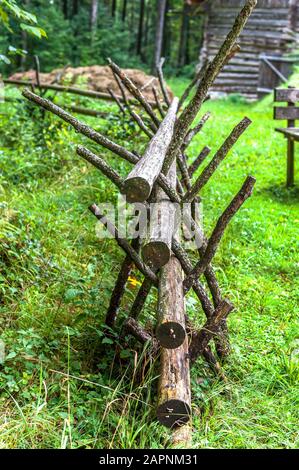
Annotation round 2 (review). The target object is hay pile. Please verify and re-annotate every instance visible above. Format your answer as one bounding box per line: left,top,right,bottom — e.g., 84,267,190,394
9,65,173,102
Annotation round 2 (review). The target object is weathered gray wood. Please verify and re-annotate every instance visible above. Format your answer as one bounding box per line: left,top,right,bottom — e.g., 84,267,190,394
157,335,191,428
122,98,179,202
275,88,299,103
274,106,299,120
203,0,298,99
275,127,299,141
156,255,186,349
142,162,177,270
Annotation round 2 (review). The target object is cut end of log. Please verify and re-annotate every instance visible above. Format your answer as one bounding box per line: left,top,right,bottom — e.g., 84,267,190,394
157,399,191,428
122,177,151,203
156,321,186,349
142,241,171,270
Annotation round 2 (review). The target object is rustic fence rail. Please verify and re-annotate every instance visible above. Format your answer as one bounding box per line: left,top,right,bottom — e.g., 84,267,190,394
21,0,257,444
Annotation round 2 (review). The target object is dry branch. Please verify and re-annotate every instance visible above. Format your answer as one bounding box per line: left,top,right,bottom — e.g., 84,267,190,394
108,59,160,128
157,57,171,107
89,204,158,286
129,278,153,320
105,238,141,327
189,299,234,364
183,111,211,150
188,146,211,177
184,176,256,293
123,317,159,355
76,146,124,190
108,87,126,114
6,78,146,104
183,117,252,202
152,86,165,118
22,89,138,164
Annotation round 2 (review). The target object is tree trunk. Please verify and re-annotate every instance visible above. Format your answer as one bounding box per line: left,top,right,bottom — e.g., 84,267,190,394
122,0,127,21
178,3,190,68
90,0,98,31
72,0,79,16
153,0,167,71
62,0,68,19
136,0,145,56
112,0,117,17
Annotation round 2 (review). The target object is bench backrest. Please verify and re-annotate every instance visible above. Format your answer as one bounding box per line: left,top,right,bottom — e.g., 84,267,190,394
274,88,299,124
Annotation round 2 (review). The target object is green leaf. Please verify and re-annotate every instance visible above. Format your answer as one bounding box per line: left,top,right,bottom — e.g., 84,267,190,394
0,54,11,64
102,337,114,345
20,23,47,39
8,45,27,56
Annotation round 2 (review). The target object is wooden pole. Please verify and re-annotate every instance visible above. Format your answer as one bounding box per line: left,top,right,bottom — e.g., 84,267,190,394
142,161,177,270
122,98,178,202
157,335,191,428
156,255,186,349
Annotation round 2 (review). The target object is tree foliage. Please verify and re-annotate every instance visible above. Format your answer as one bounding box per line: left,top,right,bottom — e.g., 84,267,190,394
0,0,204,76
0,0,46,64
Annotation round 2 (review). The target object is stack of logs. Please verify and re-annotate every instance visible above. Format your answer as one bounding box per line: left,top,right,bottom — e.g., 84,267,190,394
22,0,257,432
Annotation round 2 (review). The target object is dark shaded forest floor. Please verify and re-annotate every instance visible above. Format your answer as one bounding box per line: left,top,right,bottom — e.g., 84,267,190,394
0,77,298,448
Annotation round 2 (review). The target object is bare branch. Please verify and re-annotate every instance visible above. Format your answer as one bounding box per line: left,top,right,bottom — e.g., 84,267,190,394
188,146,211,177
189,299,234,364
183,117,252,202
157,57,171,107
184,176,256,293
108,58,160,128
89,204,158,286
76,146,124,190
108,87,126,114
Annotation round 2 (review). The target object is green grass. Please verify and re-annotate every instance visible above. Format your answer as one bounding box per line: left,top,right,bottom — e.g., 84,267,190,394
0,80,299,449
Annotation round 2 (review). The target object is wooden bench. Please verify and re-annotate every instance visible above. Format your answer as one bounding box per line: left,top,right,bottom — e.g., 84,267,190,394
274,87,299,187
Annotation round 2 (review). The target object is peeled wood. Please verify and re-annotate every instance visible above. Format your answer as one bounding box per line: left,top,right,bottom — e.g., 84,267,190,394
157,335,191,428
142,162,177,270
122,97,179,202
156,255,186,349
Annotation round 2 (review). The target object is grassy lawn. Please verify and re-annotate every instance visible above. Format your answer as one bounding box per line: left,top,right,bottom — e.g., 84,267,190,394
0,78,298,449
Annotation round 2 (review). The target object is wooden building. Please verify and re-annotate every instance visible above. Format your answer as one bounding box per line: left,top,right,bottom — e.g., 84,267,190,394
199,0,299,100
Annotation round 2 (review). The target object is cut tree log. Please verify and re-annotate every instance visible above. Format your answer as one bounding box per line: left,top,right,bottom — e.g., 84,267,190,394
142,161,177,270
156,254,186,349
122,97,179,202
157,335,191,428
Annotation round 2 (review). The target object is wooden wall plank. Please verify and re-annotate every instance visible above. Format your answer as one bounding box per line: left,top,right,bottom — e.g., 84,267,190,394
275,88,299,103
274,106,299,120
